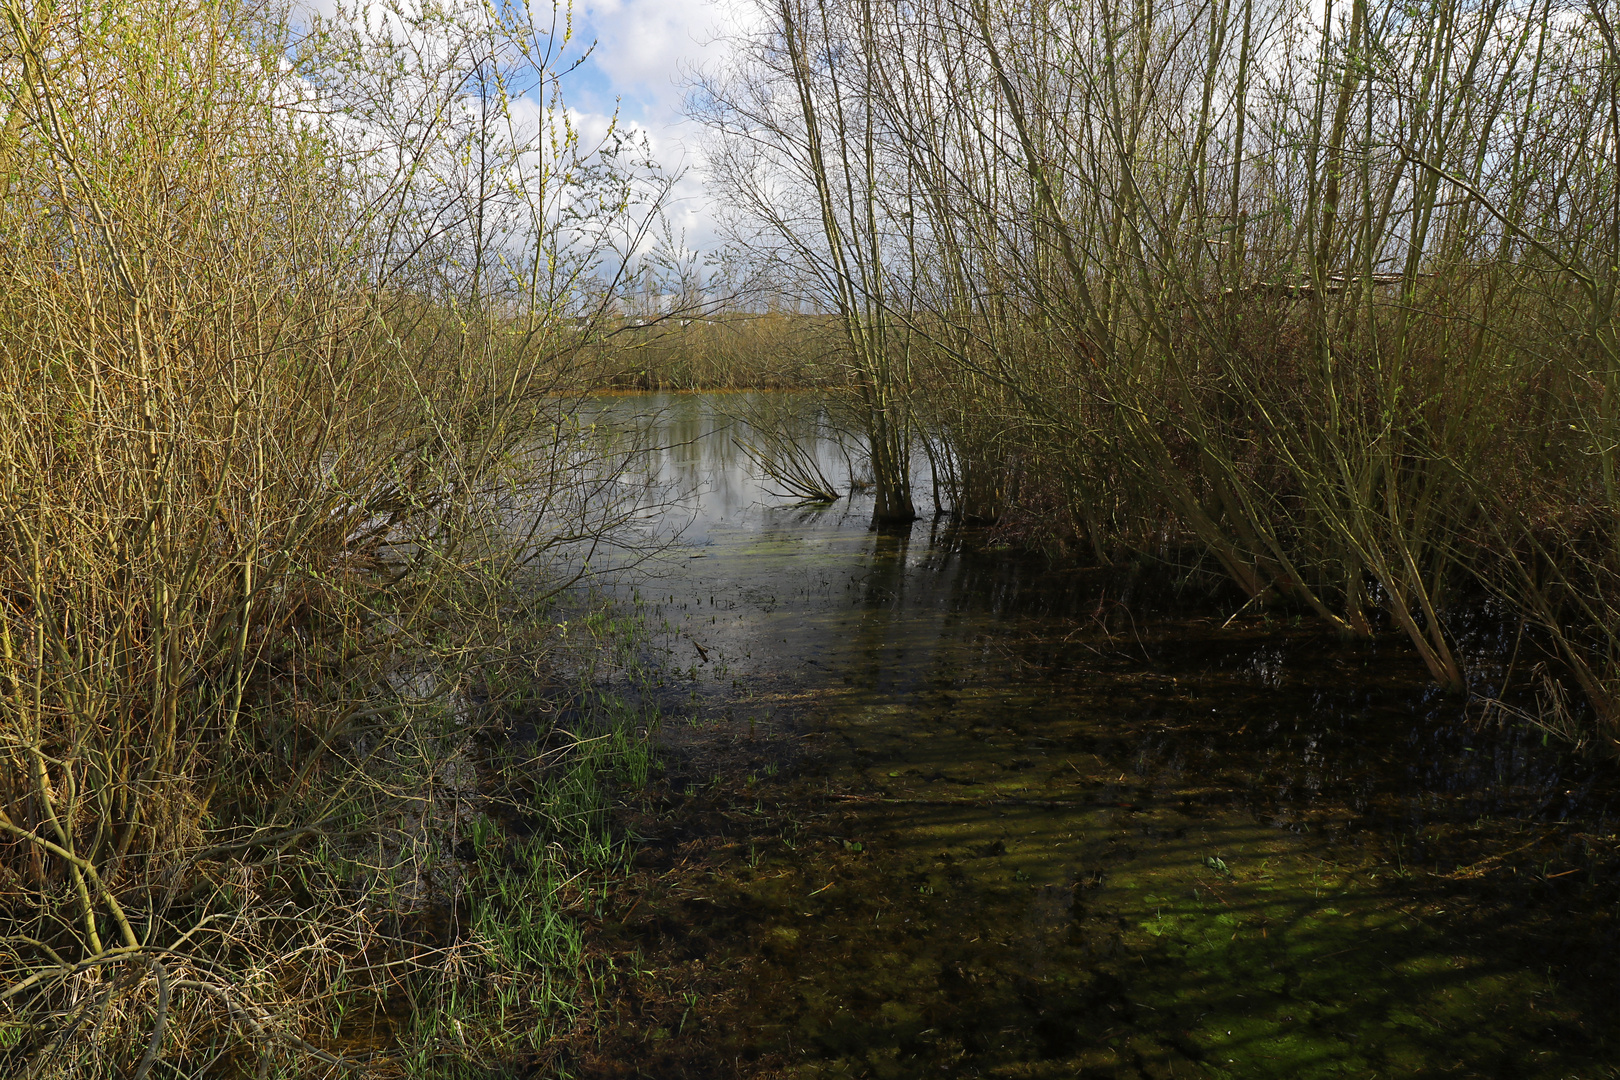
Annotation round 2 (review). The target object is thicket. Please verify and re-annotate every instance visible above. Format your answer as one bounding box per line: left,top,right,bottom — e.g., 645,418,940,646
0,0,668,1074
694,0,1620,749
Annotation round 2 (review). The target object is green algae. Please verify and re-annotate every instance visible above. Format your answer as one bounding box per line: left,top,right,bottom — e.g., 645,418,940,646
610,660,1619,1078
728,802,1591,1076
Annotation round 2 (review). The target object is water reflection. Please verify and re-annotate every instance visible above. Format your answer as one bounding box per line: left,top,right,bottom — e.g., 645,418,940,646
583,394,1620,1080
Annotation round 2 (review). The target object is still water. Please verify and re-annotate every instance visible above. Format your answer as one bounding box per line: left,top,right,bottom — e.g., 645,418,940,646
583,394,1619,1079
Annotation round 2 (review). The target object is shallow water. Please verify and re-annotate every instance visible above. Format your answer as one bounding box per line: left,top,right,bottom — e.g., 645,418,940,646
582,393,1620,1080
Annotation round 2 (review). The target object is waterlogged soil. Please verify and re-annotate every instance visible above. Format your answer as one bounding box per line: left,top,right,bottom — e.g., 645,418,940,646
569,395,1620,1079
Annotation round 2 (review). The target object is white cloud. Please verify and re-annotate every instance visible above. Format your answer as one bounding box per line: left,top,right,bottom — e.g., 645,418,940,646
577,0,728,124
288,0,744,277
572,0,762,261
564,106,627,153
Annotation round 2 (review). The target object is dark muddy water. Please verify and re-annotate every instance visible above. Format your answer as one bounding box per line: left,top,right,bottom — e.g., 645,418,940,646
582,394,1620,1080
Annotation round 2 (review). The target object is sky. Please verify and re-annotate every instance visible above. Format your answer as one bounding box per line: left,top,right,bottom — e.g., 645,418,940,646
295,0,744,265
565,0,742,259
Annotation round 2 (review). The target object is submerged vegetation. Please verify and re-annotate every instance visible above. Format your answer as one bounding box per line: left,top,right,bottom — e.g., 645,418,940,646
683,0,1620,749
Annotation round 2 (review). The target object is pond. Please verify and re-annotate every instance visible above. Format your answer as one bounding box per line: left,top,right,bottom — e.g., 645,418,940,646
578,393,1620,1079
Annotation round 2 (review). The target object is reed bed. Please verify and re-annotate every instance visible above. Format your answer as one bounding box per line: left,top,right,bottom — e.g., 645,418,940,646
597,310,843,390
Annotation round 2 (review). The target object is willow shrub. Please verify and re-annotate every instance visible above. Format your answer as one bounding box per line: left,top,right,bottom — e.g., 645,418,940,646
0,0,658,1073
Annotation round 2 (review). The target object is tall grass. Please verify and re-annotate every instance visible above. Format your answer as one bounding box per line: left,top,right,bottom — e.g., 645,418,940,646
0,0,668,1072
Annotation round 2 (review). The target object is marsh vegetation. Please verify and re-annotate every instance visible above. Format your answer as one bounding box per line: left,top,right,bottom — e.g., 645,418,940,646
6,0,1620,1074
